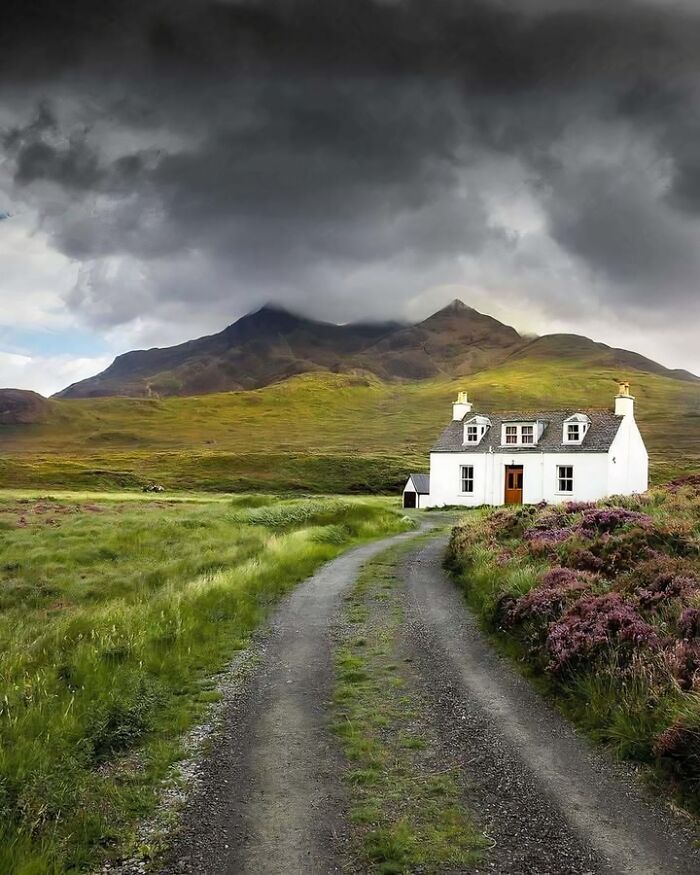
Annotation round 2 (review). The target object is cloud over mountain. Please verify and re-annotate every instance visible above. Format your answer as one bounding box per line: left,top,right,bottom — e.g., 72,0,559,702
2,0,700,378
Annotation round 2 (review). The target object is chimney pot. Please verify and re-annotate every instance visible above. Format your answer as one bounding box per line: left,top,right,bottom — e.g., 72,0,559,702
452,391,473,421
615,381,635,417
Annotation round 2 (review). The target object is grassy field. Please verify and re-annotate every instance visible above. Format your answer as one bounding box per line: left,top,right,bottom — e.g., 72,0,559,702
448,480,700,812
0,491,411,874
2,353,700,492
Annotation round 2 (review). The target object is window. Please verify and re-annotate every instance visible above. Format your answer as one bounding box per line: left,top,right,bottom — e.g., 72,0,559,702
502,423,538,445
563,415,590,444
460,465,474,493
566,423,580,442
465,424,479,443
557,465,574,493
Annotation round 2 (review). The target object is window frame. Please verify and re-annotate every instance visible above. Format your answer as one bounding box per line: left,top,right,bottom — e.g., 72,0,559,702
566,423,580,442
465,424,479,443
460,464,475,494
557,465,574,494
502,422,538,446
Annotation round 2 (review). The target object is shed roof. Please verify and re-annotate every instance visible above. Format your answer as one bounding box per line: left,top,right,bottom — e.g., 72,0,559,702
407,473,431,493
431,409,622,454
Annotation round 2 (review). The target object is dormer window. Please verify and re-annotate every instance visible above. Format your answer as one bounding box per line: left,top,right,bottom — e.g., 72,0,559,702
463,415,491,445
563,414,591,445
501,421,542,446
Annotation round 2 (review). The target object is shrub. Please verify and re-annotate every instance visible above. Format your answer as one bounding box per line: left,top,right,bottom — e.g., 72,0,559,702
576,507,653,537
563,501,595,513
546,593,659,673
559,528,658,578
486,505,540,540
637,574,698,609
663,640,700,692
653,717,700,797
523,511,575,546
679,608,700,640
666,474,700,496
504,567,596,632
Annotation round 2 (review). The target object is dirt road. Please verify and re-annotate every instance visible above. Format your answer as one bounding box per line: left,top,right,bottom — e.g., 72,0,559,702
161,528,699,875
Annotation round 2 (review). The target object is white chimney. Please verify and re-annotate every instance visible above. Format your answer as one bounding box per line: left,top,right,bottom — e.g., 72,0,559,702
615,381,635,417
452,391,473,421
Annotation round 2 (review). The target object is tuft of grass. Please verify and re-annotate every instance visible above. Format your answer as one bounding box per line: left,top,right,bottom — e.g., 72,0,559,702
0,493,411,873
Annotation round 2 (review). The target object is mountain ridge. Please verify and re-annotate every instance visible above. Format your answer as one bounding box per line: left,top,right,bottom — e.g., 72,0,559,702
54,300,698,400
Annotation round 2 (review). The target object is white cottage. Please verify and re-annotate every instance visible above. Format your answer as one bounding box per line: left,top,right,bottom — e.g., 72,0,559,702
403,382,648,509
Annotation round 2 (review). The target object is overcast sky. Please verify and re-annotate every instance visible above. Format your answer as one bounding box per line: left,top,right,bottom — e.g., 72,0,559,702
2,0,700,395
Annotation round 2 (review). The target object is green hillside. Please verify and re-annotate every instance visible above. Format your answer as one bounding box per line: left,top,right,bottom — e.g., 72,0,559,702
2,352,699,492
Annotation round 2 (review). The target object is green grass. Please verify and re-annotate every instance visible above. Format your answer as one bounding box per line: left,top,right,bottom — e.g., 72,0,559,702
0,492,412,873
332,542,487,873
2,355,700,491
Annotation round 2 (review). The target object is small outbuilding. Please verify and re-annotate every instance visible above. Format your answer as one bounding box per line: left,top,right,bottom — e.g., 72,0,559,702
402,473,430,509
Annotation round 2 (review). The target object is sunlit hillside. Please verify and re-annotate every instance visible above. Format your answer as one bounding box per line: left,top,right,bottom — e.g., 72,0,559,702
2,351,698,492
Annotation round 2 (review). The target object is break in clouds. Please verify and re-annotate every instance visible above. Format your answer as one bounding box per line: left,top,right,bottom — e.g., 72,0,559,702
3,0,700,389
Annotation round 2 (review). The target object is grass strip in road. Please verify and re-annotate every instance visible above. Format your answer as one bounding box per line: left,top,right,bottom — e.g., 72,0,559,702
332,539,487,874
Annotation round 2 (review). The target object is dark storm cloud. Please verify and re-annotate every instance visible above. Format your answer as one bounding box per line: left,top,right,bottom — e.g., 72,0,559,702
3,0,700,329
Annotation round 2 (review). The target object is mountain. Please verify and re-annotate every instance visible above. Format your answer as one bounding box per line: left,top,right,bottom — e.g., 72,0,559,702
355,299,523,380
0,389,51,424
55,299,698,399
55,305,400,398
510,335,699,383
55,300,524,399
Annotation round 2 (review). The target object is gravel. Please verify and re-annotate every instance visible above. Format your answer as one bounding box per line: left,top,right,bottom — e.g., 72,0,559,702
157,526,428,875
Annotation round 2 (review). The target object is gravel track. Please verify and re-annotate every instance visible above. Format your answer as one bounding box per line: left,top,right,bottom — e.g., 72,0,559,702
401,535,700,875
160,527,700,875
159,526,428,875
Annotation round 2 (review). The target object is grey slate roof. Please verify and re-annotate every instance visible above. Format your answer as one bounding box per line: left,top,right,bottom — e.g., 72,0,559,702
431,409,622,454
407,473,431,493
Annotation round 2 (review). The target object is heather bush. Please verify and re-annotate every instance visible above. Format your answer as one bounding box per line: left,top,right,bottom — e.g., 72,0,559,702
523,512,575,545
666,474,700,496
559,528,658,578
664,640,700,692
563,501,594,513
637,573,698,609
623,556,698,591
600,493,655,510
679,608,700,639
576,507,653,537
546,593,659,674
486,505,539,540
503,567,597,640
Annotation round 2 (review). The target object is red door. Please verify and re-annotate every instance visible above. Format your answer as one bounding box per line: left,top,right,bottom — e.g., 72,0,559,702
504,466,524,505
